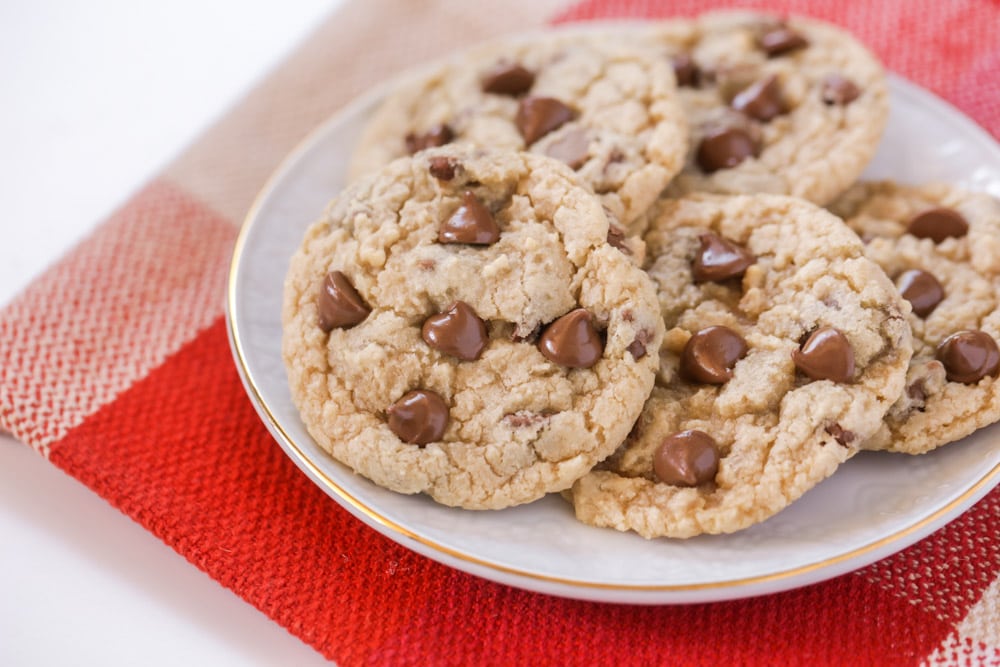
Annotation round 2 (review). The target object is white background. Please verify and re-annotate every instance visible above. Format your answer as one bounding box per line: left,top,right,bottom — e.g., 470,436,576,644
1,1,343,664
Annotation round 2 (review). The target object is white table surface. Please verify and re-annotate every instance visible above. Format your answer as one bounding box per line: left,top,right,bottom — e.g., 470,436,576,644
1,2,343,664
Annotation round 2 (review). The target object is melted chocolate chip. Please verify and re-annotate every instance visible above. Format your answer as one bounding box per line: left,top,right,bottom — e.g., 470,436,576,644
936,330,1000,383
680,326,748,384
758,26,810,57
317,271,371,332
907,378,928,403
543,128,590,169
405,124,454,154
792,327,855,383
824,423,856,447
671,53,700,87
606,225,631,255
386,390,449,445
515,96,576,146
481,63,535,96
503,411,552,428
653,430,720,487
439,191,501,245
421,301,489,361
906,207,970,243
896,269,945,318
692,233,755,282
731,74,787,122
821,74,861,105
696,127,759,172
537,308,603,369
627,329,654,361
428,156,457,180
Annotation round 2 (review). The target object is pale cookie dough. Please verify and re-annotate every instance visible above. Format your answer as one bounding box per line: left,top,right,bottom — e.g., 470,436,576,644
646,12,887,215
568,194,912,538
830,181,1000,454
283,147,664,510
349,29,688,228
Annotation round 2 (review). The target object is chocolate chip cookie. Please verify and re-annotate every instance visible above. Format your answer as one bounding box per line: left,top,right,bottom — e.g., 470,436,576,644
567,194,912,538
647,11,888,213
349,29,688,228
830,181,1000,454
283,147,664,509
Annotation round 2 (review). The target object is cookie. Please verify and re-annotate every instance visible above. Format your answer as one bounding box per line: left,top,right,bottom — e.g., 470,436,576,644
829,181,1000,454
348,29,688,228
567,194,912,538
645,12,887,214
282,147,664,510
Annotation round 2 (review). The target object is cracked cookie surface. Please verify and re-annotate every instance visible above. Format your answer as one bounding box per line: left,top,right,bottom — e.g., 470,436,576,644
348,29,688,228
643,11,887,222
568,194,912,538
830,181,1000,454
283,147,663,509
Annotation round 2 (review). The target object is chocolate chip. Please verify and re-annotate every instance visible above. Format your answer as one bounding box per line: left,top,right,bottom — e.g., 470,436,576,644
906,207,970,243
671,53,700,87
627,329,654,361
792,327,855,383
439,191,500,245
543,128,590,169
821,74,861,105
421,301,489,361
515,96,575,146
537,308,603,369
824,423,856,447
936,330,1000,383
386,390,449,445
896,269,945,318
759,26,809,57
428,156,457,180
606,225,631,254
731,75,786,122
680,325,748,384
692,232,755,282
405,123,454,154
503,411,552,428
627,339,646,360
907,378,928,402
653,430,720,487
317,271,371,332
696,127,759,172
481,62,535,96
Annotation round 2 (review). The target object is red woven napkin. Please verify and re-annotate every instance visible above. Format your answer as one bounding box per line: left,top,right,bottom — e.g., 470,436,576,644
3,1,1000,664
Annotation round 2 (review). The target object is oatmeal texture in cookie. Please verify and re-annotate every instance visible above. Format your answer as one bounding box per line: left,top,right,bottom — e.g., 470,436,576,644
349,29,688,228
644,12,887,218
568,194,912,538
283,147,663,509
830,181,1000,454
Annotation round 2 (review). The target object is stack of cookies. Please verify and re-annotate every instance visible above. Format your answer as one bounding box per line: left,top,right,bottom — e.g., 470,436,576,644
281,11,1000,539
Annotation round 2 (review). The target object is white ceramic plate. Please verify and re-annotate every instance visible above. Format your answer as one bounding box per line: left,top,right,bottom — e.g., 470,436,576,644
226,73,1000,604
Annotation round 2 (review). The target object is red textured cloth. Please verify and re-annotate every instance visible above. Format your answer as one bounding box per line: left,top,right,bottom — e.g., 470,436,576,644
3,1,1000,664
